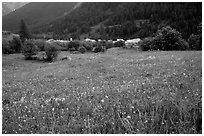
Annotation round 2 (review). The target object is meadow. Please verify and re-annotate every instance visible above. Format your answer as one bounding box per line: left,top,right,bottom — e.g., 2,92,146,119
2,48,202,134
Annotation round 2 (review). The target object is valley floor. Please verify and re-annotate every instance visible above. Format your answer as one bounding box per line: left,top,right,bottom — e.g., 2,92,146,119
2,49,202,134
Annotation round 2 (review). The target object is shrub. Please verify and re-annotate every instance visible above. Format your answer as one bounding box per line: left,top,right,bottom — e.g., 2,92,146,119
2,36,22,54
177,38,189,50
92,41,107,53
55,41,68,51
92,41,98,48
78,46,86,54
34,39,46,51
67,40,80,51
93,46,102,53
2,39,13,54
138,37,154,51
45,43,60,62
152,26,188,50
99,41,106,52
10,36,22,53
2,45,12,54
105,41,114,49
38,52,46,61
188,34,201,50
69,47,76,51
124,42,135,49
114,40,125,48
22,39,38,60
80,41,93,51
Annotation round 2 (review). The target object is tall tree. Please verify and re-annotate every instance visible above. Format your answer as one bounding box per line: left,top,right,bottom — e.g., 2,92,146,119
19,19,31,43
99,24,109,40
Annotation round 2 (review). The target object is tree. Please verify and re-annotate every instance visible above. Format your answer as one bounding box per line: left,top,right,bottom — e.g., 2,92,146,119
197,23,202,50
152,26,188,50
188,23,202,50
9,36,22,53
22,40,38,60
19,19,31,43
99,24,108,40
188,34,200,50
45,43,60,62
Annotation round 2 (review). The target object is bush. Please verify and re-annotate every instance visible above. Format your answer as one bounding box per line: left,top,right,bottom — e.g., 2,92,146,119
45,43,60,62
114,40,125,48
10,36,22,53
138,37,154,51
152,26,188,50
93,46,102,53
34,39,46,51
38,52,46,61
78,46,86,54
92,41,98,48
92,41,107,53
2,36,22,54
188,34,201,50
22,39,38,60
69,47,76,51
105,41,114,49
99,41,106,52
67,40,80,51
177,38,189,50
55,41,68,51
2,39,13,54
80,41,93,51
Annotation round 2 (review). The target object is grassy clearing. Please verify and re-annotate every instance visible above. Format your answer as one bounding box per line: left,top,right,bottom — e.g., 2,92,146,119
2,48,202,134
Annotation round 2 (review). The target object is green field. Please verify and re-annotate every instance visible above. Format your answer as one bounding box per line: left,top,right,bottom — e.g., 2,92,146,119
2,49,202,134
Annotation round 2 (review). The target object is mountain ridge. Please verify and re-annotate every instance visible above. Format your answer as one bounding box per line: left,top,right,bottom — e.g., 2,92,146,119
2,2,78,32
2,3,11,16
2,2,28,16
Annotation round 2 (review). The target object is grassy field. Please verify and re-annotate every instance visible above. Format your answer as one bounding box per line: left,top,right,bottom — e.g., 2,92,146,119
2,48,202,134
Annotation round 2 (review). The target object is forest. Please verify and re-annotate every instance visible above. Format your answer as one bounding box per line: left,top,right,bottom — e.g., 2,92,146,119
36,2,202,40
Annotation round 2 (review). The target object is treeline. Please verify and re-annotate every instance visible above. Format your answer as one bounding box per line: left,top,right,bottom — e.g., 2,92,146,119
104,2,202,40
36,2,201,40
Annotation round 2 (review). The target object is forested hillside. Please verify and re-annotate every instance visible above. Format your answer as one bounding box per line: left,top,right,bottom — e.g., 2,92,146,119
3,2,202,40
104,2,202,39
39,2,201,40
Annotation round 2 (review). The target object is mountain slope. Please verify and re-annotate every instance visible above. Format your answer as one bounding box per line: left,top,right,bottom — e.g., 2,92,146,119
3,2,28,16
38,2,202,39
2,2,78,32
3,2,202,40
2,3,11,16
38,2,122,34
3,2,28,11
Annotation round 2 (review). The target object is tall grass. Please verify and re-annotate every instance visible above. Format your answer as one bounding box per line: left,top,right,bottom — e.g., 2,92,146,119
2,51,202,134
